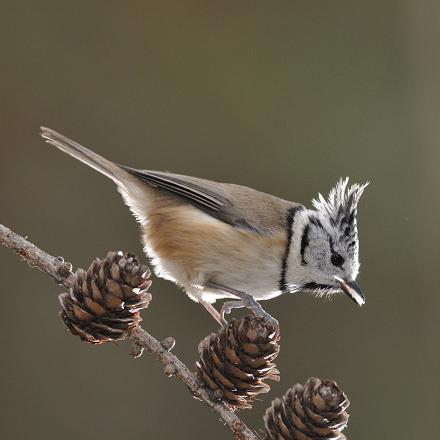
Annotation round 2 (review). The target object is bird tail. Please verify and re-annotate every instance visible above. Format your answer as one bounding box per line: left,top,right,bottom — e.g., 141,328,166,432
40,127,134,187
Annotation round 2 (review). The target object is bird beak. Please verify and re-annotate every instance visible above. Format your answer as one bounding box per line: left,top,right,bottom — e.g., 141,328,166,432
334,276,365,306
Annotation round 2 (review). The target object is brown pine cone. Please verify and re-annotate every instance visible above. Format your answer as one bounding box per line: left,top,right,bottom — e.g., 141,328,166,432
263,377,350,440
196,315,280,409
59,251,152,344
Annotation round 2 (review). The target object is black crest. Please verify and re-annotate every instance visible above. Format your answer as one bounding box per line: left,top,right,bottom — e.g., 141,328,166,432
312,178,368,251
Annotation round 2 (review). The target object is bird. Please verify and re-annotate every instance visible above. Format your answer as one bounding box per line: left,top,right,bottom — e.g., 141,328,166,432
41,127,368,324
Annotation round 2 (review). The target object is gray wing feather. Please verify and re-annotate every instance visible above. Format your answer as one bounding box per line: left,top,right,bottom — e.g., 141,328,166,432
121,167,300,234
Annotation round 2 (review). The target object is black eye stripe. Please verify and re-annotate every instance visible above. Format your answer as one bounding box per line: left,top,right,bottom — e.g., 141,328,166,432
328,236,345,267
328,236,336,253
300,224,310,265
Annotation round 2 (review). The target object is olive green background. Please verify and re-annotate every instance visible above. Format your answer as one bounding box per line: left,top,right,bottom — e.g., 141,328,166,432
1,2,439,439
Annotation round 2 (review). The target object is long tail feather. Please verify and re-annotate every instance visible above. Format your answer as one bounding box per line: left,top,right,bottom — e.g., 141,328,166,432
40,127,132,186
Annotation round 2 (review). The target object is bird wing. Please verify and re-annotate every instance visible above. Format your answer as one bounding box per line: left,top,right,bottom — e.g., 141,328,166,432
121,167,301,234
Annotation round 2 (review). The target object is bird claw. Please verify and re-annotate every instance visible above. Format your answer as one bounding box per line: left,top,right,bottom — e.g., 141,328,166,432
220,297,270,324
220,300,244,323
234,295,277,326
206,281,276,325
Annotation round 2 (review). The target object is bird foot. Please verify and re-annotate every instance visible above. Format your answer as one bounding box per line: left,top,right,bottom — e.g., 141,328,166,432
207,281,275,324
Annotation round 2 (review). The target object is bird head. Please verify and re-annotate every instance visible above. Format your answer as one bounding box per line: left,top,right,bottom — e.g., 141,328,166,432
289,178,368,305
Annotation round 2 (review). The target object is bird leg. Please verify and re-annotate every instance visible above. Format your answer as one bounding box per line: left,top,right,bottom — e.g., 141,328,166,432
199,299,224,326
205,281,269,321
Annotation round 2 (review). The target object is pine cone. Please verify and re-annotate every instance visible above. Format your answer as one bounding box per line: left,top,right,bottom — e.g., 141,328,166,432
264,377,350,440
59,251,152,344
196,315,280,409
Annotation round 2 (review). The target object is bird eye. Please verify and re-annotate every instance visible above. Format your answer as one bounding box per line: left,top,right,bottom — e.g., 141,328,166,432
331,253,344,267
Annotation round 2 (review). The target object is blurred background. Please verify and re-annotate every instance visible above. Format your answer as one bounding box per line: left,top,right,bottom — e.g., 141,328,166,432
1,1,439,439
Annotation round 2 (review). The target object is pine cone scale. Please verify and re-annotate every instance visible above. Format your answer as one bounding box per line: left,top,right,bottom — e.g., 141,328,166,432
71,302,93,321
211,364,237,390
223,362,255,381
223,345,241,364
83,296,107,316
106,279,124,298
91,277,103,301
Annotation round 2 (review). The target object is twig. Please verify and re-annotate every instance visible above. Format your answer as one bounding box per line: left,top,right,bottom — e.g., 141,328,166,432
0,224,75,287
130,326,258,439
0,223,260,440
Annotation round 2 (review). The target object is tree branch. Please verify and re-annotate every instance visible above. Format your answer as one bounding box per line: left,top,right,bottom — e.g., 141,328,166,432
0,223,260,440
0,224,75,287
